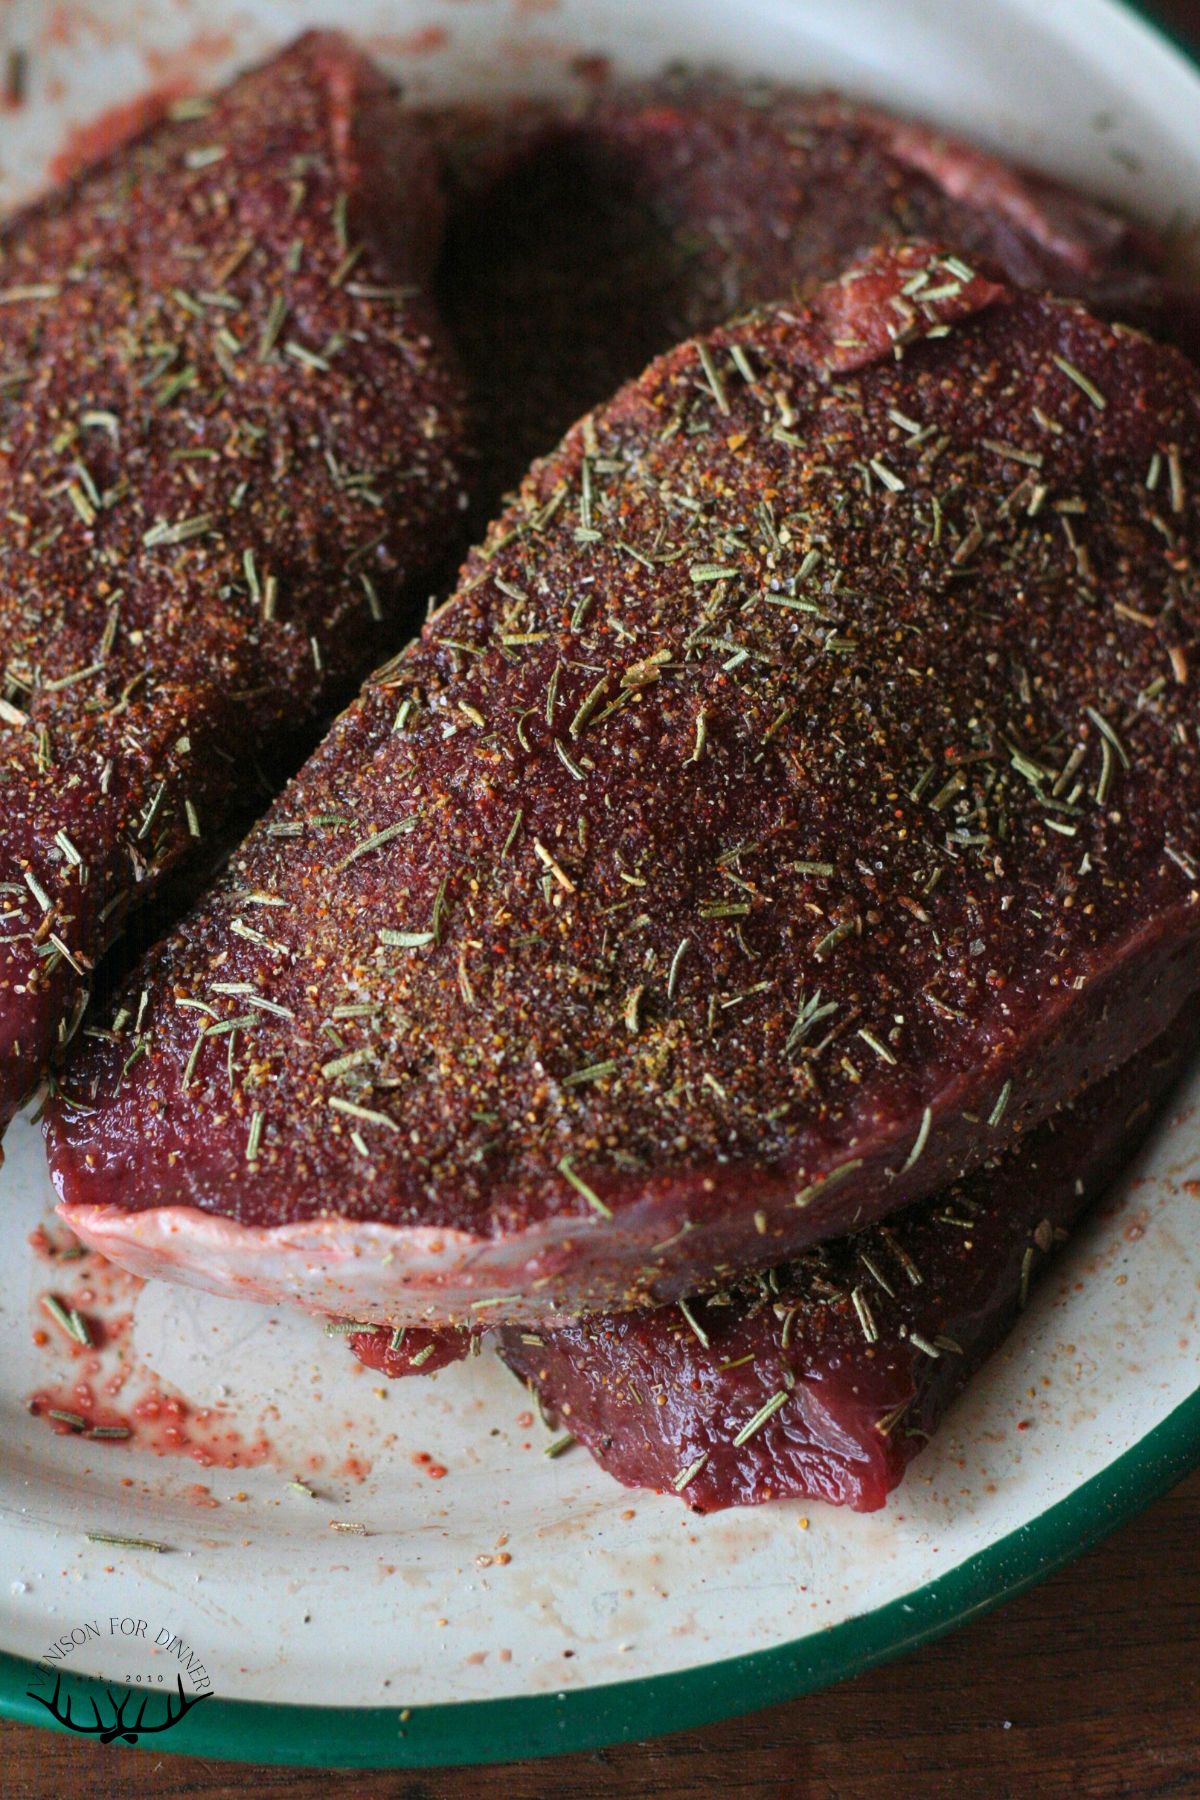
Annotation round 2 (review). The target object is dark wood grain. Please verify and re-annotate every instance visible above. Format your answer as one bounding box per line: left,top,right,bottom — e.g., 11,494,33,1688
5,3,1200,1796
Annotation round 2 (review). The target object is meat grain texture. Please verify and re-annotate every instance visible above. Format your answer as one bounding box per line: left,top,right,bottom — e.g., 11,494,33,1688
47,242,1200,1325
0,31,468,1131
430,78,1199,516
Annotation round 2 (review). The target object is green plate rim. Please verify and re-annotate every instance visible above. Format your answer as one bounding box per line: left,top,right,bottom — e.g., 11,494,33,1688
3,1383,1199,1767
2,0,1199,1770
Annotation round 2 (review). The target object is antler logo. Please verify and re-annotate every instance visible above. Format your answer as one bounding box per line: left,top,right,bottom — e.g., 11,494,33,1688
28,1670,211,1744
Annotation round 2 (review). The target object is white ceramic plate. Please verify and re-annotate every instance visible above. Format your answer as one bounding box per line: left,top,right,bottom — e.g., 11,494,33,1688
1,0,1200,1768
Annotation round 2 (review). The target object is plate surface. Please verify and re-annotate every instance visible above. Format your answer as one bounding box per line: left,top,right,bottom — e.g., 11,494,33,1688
1,0,1200,1769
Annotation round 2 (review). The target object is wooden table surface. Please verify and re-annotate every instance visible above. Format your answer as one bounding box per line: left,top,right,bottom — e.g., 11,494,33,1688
6,3,1200,1796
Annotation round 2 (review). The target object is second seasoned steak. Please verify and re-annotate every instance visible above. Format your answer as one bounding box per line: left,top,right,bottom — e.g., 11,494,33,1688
431,78,1194,514
0,31,468,1132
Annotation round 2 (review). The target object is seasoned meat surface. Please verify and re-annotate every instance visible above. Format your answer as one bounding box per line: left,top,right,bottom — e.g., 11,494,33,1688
348,1013,1196,1507
430,79,1193,516
47,242,1200,1324
492,1011,1198,1511
0,30,468,1128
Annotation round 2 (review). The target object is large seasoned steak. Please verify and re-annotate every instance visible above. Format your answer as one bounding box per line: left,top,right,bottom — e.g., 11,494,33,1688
47,241,1200,1324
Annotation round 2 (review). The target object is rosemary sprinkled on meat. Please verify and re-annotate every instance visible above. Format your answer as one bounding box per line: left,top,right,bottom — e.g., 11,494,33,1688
48,240,1200,1329
0,33,467,1130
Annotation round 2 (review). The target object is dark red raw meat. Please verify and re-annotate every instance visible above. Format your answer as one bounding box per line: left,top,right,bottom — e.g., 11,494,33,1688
46,241,1200,1325
0,31,468,1131
428,78,1195,516
492,1008,1198,1511
346,1009,1197,1508
348,1322,476,1378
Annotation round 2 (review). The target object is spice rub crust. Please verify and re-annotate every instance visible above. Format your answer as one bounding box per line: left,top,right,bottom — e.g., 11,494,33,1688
48,241,1200,1325
0,30,468,1128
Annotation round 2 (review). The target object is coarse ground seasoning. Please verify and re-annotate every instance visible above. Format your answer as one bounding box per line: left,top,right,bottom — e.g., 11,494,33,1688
0,30,469,1129
48,241,1200,1324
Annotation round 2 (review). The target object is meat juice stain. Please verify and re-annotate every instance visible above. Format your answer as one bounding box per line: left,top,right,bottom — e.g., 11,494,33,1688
142,30,238,88
43,3,103,51
30,1238,417,1489
132,1389,272,1469
27,1230,273,1471
28,1222,87,1263
31,1223,140,1357
28,1380,127,1437
28,1382,272,1469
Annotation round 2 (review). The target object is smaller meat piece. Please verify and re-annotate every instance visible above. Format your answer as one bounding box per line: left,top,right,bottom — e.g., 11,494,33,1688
430,77,1192,514
349,1322,475,1377
493,1012,1198,1512
0,31,467,1133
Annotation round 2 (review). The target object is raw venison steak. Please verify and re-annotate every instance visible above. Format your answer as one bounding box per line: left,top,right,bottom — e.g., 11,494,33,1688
349,1010,1196,1507
492,1011,1197,1511
0,31,468,1133
430,77,1198,514
47,242,1200,1325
